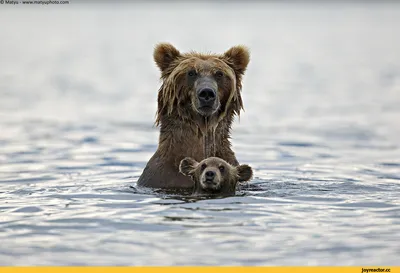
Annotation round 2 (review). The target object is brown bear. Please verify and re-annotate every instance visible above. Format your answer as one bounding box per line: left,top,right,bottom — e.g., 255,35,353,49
137,43,250,189
179,157,253,196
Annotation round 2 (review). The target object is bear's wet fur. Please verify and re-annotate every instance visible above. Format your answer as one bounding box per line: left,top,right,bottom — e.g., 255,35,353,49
179,157,253,196
137,43,250,189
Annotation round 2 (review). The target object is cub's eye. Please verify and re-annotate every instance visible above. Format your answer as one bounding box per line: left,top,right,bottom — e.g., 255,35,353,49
188,70,197,77
218,165,225,172
201,163,207,171
215,70,224,78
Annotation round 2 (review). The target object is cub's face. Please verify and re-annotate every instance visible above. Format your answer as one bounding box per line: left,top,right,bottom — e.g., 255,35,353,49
179,157,253,195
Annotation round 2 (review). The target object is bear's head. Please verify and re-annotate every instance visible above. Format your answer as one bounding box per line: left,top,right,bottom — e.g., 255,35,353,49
153,43,250,125
179,156,253,196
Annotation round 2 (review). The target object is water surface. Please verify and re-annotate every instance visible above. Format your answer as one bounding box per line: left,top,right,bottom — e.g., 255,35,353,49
0,2,399,265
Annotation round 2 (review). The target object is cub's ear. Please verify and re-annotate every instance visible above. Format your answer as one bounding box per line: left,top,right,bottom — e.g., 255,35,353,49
223,45,250,76
153,43,181,72
179,157,198,176
236,164,253,182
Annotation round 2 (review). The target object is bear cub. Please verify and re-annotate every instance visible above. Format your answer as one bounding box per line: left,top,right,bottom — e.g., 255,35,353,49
179,157,253,196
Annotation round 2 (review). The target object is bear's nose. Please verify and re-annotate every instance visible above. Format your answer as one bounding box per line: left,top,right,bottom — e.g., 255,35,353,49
205,170,215,180
198,88,216,104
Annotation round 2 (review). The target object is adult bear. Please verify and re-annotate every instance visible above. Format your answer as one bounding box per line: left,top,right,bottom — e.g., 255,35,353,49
137,43,250,189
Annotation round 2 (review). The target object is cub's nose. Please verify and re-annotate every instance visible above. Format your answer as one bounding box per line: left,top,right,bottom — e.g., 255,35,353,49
198,88,216,104
205,170,216,180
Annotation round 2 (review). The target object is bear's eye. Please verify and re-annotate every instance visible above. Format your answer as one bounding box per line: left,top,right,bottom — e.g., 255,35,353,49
219,165,225,172
215,70,224,78
188,70,197,77
201,163,207,171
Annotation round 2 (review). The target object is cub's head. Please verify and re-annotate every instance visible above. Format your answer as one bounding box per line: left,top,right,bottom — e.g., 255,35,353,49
179,157,253,196
153,43,250,125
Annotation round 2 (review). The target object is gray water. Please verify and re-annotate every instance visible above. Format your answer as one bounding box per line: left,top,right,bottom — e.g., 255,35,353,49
0,2,399,266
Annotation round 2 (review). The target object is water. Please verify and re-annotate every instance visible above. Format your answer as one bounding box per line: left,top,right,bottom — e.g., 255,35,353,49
1,2,400,266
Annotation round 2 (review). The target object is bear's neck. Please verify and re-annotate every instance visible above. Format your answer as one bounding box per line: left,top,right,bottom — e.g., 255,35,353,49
157,113,234,167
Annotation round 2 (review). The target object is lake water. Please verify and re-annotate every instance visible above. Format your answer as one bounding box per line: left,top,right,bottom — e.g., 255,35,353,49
0,2,399,266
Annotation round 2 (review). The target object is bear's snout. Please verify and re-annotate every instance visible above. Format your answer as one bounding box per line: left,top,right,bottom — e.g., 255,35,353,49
198,88,216,105
200,168,221,191
194,76,220,116
204,170,216,181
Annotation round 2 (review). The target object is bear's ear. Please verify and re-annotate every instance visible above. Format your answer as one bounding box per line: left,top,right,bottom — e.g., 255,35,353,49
179,157,198,176
154,43,181,72
236,164,253,182
223,45,250,76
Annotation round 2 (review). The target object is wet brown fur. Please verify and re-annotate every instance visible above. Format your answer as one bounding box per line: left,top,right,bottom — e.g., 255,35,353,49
137,43,250,189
